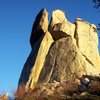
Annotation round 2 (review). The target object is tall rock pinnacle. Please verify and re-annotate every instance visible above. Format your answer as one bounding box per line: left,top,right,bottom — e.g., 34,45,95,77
19,9,100,90
30,8,49,48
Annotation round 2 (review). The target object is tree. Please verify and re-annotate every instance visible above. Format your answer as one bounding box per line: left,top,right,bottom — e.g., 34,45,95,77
93,0,100,31
93,0,100,8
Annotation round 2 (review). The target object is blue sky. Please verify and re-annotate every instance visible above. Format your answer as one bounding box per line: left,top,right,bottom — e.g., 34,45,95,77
0,0,100,93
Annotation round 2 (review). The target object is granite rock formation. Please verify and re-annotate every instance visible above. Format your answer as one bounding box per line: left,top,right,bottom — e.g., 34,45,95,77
19,9,100,90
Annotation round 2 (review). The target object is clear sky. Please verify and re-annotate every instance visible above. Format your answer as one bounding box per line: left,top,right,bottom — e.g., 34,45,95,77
0,0,100,93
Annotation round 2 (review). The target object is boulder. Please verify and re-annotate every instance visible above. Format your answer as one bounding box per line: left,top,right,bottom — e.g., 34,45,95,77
75,18,83,21
49,10,67,27
49,10,75,40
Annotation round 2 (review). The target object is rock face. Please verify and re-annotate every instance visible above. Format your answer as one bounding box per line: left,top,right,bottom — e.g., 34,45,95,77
38,37,86,83
19,9,54,88
25,31,54,89
19,9,100,90
30,8,48,48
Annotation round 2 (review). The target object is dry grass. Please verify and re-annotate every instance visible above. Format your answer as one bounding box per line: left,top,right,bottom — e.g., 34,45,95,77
15,77,100,100
1,76,100,100
15,81,79,100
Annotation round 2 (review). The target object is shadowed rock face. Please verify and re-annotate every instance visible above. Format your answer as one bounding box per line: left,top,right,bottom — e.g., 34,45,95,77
19,36,44,85
19,8,49,86
19,9,100,90
30,8,48,48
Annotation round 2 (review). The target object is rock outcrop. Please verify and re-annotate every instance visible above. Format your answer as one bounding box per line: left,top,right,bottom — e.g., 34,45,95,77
19,9,100,90
26,31,54,89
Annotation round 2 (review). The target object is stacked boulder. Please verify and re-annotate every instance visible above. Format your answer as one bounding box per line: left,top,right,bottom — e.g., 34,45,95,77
19,9,100,90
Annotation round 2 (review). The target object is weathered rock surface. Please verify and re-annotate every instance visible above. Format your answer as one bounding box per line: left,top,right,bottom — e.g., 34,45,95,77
38,37,86,83
19,9,100,90
49,10,67,27
49,10,75,40
75,20,100,74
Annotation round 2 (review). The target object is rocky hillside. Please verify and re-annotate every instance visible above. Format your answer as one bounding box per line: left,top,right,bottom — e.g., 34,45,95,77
16,75,100,100
18,8,100,90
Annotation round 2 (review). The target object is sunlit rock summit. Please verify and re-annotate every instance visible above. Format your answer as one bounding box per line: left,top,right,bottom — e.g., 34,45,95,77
18,8,100,90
